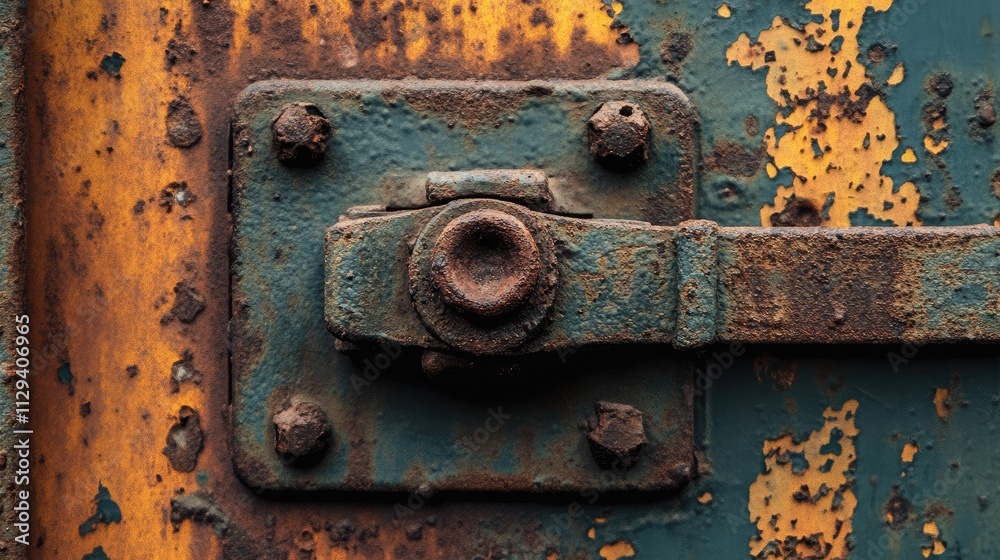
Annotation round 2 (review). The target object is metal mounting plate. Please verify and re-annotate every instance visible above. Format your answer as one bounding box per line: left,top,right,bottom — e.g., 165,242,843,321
231,80,698,493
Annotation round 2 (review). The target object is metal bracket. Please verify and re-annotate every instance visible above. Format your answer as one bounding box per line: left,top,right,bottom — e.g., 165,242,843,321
231,80,699,494
330,201,1000,353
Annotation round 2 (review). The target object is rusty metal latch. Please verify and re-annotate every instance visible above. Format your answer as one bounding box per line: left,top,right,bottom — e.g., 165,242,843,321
327,170,1000,356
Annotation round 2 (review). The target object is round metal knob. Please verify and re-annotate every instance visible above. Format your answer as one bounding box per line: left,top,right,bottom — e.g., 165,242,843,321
430,209,541,317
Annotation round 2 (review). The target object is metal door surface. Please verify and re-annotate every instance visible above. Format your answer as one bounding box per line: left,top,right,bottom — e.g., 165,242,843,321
1,0,998,558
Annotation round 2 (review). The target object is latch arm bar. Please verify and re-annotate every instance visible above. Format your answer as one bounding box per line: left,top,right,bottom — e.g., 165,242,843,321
326,206,1000,353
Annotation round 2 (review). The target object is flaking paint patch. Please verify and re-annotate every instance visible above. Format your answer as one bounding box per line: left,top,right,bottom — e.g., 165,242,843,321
887,63,905,86
902,442,919,463
599,541,636,560
922,521,947,557
748,400,859,560
232,0,639,73
933,387,950,419
727,0,921,227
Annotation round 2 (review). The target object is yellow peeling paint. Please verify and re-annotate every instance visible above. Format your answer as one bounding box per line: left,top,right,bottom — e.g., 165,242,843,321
587,527,597,539
934,388,950,418
887,62,906,85
230,0,639,72
727,0,921,226
924,135,949,155
546,552,560,560
902,148,918,164
718,3,732,18
749,400,860,559
698,491,714,504
766,162,779,178
595,516,608,524
922,522,947,556
599,541,636,560
902,442,919,463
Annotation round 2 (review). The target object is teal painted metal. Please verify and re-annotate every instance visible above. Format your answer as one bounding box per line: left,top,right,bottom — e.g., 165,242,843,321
619,0,1000,228
329,210,1000,350
0,0,26,555
223,2,1000,557
231,80,698,494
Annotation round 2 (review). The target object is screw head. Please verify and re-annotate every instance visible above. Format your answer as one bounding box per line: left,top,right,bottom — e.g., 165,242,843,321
271,102,331,167
274,401,332,463
588,101,651,170
431,209,541,318
586,402,647,470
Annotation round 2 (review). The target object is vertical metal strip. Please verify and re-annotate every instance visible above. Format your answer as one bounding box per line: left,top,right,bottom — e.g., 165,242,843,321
0,0,27,555
674,220,719,349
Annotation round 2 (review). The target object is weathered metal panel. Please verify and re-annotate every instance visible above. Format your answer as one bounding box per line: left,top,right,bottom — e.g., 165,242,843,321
22,0,1000,559
231,80,697,494
0,0,26,556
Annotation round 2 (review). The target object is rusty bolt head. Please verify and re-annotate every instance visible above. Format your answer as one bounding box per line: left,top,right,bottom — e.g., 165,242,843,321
274,401,332,463
588,101,651,170
586,402,647,470
271,102,332,167
431,209,541,318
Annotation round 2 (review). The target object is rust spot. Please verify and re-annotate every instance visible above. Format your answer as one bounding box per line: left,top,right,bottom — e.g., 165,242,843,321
991,168,1000,198
884,492,912,530
160,281,206,325
754,354,799,390
926,73,954,99
933,388,950,419
706,141,766,177
867,44,886,64
169,490,229,535
933,375,962,420
165,96,203,148
158,181,197,213
169,350,202,393
164,37,197,69
162,406,204,473
529,8,553,27
661,30,694,75
745,115,759,137
768,196,822,227
974,86,996,129
403,87,548,129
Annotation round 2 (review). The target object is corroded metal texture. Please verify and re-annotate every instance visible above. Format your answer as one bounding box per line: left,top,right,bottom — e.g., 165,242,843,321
231,79,698,494
24,0,1000,558
330,210,1000,350
0,0,26,555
